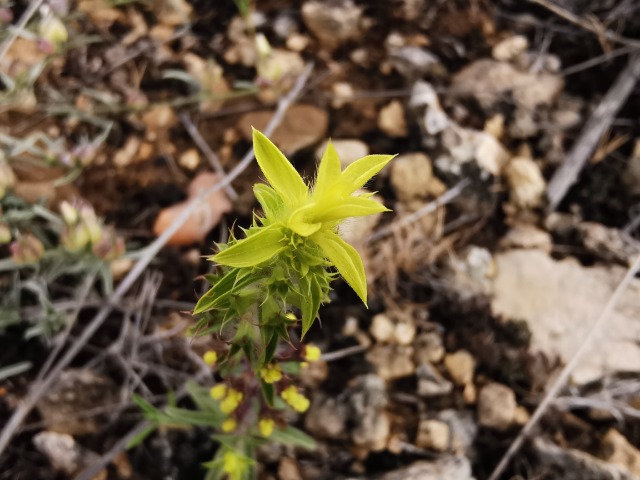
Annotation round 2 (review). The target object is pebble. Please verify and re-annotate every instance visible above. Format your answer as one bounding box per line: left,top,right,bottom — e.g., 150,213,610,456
416,362,454,398
178,148,200,170
348,375,390,452
492,35,528,62
443,350,475,386
370,313,395,342
390,153,433,203
301,0,363,50
414,332,445,364
600,429,640,476
304,394,348,439
367,344,415,381
416,420,450,452
477,382,517,431
504,156,546,208
389,46,441,80
378,100,408,137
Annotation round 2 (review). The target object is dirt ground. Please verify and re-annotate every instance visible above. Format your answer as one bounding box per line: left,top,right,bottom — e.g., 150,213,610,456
2,0,640,479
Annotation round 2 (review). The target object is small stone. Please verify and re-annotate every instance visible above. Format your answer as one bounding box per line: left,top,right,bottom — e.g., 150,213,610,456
348,375,390,452
278,457,302,480
477,382,517,431
504,157,546,208
179,148,200,170
302,0,363,51
414,332,445,364
315,139,368,168
390,153,433,203
462,383,477,404
300,359,328,387
377,458,474,480
389,46,441,80
416,420,450,452
394,320,416,346
114,136,141,168
378,100,408,137
514,406,530,426
33,431,102,476
437,410,477,456
331,82,355,109
370,313,395,342
286,33,309,52
367,344,415,381
343,315,359,336
600,429,640,476
304,394,348,439
492,35,528,62
443,350,475,386
499,224,553,253
416,363,453,398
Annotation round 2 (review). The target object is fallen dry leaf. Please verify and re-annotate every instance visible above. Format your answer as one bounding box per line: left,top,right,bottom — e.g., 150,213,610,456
153,172,232,246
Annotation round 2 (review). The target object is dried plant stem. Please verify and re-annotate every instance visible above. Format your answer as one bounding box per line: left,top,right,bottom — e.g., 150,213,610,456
0,0,44,65
488,252,640,480
0,63,314,457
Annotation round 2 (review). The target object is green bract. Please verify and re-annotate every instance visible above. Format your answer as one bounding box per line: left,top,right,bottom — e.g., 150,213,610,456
212,128,395,305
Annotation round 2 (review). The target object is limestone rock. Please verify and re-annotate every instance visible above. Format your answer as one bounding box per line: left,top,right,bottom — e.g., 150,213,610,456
444,350,475,386
302,0,363,50
477,382,517,431
416,420,450,452
378,100,408,137
504,157,546,208
416,362,454,398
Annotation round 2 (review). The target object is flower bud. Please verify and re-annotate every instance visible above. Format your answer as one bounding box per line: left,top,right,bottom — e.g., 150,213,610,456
10,234,45,264
258,418,275,438
38,15,68,46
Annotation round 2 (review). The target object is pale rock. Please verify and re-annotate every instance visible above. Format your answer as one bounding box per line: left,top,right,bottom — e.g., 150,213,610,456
416,362,453,398
600,429,640,476
179,148,200,170
578,222,638,266
315,139,368,168
114,136,141,168
508,108,539,138
438,410,477,456
394,320,416,346
443,350,475,386
414,332,445,364
438,127,510,176
389,46,441,80
331,81,355,109
349,374,390,451
492,249,640,384
452,59,564,110
342,315,360,336
477,382,517,431
367,344,415,381
286,33,310,52
390,153,433,203
416,420,450,452
273,11,298,39
553,97,583,130
278,457,302,480
378,458,475,480
504,157,546,208
492,35,528,62
378,100,408,137
302,0,363,50
463,383,477,404
446,246,496,298
350,47,371,68
499,224,553,253
514,406,530,425
237,104,328,155
33,431,102,476
224,17,256,67
370,313,395,343
484,114,505,139
304,394,347,439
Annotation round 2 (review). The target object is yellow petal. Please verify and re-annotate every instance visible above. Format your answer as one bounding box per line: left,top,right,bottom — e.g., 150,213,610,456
311,229,367,305
253,128,308,206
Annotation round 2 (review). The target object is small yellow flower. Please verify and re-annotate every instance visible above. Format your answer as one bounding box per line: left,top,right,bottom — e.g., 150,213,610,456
38,15,68,46
303,344,321,362
258,418,275,437
222,450,243,477
280,386,310,413
221,418,237,432
259,364,283,384
203,350,217,366
220,389,243,414
209,384,227,400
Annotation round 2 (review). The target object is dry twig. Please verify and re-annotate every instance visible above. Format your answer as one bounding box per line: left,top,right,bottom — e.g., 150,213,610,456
547,54,640,211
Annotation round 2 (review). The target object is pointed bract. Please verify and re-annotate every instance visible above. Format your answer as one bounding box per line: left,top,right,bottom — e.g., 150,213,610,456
341,154,396,193
213,224,286,267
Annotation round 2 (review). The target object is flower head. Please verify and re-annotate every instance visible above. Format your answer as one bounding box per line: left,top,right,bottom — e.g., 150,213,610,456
280,385,310,413
303,344,321,362
258,418,275,437
220,388,244,414
203,350,218,366
259,363,283,384
211,129,395,306
221,418,237,432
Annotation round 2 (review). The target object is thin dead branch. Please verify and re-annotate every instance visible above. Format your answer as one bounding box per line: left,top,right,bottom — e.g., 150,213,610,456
546,54,640,211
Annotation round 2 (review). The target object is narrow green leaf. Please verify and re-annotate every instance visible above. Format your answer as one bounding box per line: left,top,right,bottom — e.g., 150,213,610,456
126,424,157,448
312,230,368,305
212,224,286,268
299,274,322,338
313,140,342,197
261,381,275,407
253,128,308,206
313,196,389,223
270,426,316,450
341,154,396,193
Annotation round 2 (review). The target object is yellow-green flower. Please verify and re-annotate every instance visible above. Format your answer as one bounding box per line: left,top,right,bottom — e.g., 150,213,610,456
209,384,227,400
211,129,395,306
221,418,237,432
203,350,218,366
222,449,250,480
280,386,310,413
259,364,283,384
220,389,243,414
258,418,275,437
303,344,321,362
